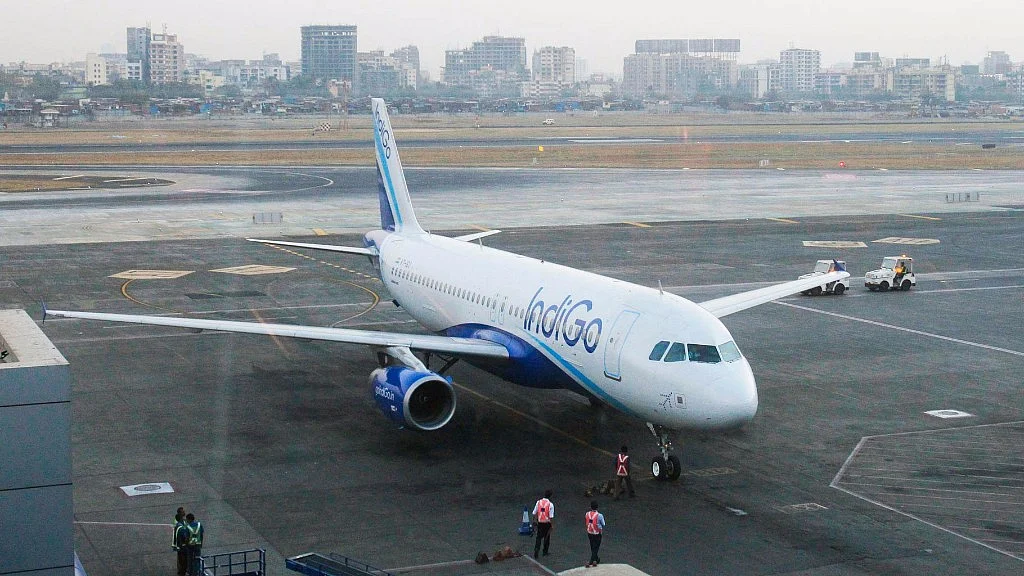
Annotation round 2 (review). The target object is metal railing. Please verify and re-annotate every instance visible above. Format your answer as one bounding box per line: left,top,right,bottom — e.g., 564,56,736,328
198,548,265,576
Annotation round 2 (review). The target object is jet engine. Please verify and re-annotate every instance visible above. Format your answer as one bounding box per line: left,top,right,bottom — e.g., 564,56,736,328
370,366,457,431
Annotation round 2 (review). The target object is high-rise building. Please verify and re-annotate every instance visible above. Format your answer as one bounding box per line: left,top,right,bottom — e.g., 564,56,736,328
443,35,527,93
149,33,184,84
532,47,575,84
780,48,820,93
623,39,740,98
853,52,881,69
738,62,780,98
85,54,109,85
126,26,151,83
358,50,401,96
301,25,358,87
391,45,420,90
983,51,1012,75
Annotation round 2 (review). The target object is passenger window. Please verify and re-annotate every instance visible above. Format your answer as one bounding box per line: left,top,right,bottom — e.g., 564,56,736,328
649,340,670,361
664,342,686,362
688,344,722,363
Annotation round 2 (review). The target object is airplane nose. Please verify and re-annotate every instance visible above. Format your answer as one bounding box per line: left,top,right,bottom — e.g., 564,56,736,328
705,360,759,429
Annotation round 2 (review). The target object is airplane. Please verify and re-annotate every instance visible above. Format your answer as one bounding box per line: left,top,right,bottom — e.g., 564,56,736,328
46,98,848,481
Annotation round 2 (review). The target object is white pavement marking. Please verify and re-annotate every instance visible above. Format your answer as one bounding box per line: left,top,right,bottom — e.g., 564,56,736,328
802,240,868,248
773,301,1024,358
52,174,85,180
873,236,941,245
74,521,172,527
210,264,296,275
832,422,1024,562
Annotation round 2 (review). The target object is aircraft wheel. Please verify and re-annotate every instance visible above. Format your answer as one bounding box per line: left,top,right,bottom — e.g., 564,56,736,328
879,281,890,291
834,284,846,295
652,457,668,481
810,286,823,296
667,455,682,480
901,280,912,291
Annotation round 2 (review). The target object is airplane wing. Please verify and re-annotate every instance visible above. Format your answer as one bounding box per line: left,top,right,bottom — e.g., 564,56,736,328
247,238,377,256
697,270,850,318
44,309,509,359
452,230,501,242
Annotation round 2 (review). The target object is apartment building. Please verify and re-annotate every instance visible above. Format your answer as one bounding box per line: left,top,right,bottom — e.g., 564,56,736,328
149,33,184,84
780,48,820,93
301,25,358,86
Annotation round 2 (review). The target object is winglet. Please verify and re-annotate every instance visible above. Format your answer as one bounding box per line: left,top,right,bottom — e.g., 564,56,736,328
40,301,49,323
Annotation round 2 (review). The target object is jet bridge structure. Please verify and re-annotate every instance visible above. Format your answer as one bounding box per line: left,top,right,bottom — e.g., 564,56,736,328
0,309,73,576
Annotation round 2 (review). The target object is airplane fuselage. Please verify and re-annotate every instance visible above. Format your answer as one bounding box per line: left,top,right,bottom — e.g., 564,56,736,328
368,229,759,431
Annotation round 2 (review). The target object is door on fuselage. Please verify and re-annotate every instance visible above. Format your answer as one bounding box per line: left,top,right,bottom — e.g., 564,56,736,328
603,310,640,381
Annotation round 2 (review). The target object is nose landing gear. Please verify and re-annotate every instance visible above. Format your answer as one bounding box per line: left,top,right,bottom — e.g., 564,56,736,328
647,422,682,481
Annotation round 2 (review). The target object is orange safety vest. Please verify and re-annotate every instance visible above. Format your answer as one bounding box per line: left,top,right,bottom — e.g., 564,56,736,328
585,510,602,535
616,453,629,476
536,498,552,523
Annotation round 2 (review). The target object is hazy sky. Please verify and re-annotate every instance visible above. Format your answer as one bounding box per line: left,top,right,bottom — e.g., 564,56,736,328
2,1,1020,77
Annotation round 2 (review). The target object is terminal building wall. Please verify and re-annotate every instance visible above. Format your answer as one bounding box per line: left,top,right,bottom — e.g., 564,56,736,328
0,310,73,576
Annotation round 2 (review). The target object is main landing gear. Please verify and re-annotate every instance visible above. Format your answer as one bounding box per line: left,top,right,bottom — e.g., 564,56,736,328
647,422,681,481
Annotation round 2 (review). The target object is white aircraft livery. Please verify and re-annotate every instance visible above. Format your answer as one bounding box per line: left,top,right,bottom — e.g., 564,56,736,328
47,98,848,480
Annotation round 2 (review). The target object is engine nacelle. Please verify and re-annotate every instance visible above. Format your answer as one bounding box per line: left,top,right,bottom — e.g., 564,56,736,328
370,366,456,431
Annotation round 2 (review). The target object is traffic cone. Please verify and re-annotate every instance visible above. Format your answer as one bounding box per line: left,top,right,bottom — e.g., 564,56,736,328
518,506,534,536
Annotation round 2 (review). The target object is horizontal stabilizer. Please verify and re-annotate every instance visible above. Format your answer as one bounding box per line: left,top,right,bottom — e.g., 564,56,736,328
247,238,376,256
452,230,501,242
45,310,509,358
697,270,850,318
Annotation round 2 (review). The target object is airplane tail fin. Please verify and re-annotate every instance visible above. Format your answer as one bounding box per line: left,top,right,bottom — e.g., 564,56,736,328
372,98,423,234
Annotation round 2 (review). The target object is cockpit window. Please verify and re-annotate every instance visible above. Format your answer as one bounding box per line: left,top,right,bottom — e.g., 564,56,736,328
648,340,670,361
718,341,742,362
687,343,721,363
664,342,687,362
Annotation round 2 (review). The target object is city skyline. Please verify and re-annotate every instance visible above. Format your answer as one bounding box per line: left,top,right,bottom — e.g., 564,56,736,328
2,0,1022,77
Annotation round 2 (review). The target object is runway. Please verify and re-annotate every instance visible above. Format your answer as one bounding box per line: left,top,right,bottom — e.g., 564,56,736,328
2,125,1023,155
1,165,1022,246
1,167,1023,576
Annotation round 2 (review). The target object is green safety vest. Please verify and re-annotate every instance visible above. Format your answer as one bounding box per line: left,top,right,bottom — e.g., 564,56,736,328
174,523,190,549
172,519,185,548
188,521,203,546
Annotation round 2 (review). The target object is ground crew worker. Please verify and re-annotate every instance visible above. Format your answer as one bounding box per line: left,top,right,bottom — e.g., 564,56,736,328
894,261,906,281
614,445,636,500
585,500,606,567
185,513,204,576
532,489,554,558
173,508,189,576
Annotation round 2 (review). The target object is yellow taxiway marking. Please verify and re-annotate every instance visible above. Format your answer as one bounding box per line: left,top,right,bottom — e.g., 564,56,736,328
469,224,491,232
210,264,296,275
110,270,193,280
453,382,615,458
313,228,327,236
623,221,651,228
899,214,942,221
768,217,800,224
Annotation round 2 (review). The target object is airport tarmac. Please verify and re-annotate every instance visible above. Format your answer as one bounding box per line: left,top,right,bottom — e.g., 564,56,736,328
1,170,1022,576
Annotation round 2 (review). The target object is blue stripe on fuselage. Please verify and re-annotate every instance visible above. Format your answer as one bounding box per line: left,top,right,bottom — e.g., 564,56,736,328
442,323,637,418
